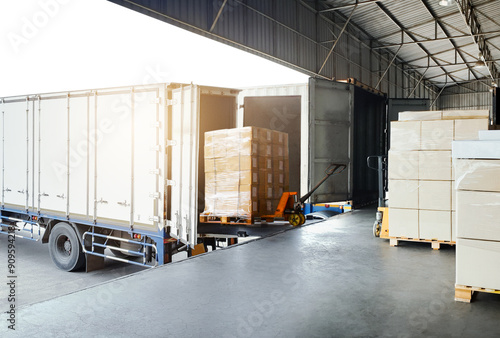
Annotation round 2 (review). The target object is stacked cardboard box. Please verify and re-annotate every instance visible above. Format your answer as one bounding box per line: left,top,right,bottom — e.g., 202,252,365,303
203,127,289,218
454,131,500,289
388,109,490,241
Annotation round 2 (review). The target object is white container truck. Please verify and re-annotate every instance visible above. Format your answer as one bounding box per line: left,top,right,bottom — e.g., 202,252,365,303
0,83,239,271
0,79,387,271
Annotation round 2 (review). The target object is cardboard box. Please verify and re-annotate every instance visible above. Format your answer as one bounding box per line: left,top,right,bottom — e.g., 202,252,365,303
420,120,454,150
224,156,253,171
419,210,451,241
479,130,500,140
388,179,419,209
442,109,489,120
418,180,452,211
456,190,500,241
451,181,456,211
390,121,421,151
257,157,273,170
452,211,456,242
259,199,274,214
272,130,285,144
273,185,284,199
273,159,285,171
239,170,259,186
399,111,442,121
454,118,490,141
419,151,452,180
203,126,288,218
273,172,285,185
272,144,285,157
454,159,500,192
259,128,273,143
238,140,258,157
258,170,273,185
452,140,500,159
258,143,272,157
388,151,419,180
456,238,500,290
388,208,419,238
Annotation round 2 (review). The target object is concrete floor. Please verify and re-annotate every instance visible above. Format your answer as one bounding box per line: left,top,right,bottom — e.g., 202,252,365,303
2,208,500,337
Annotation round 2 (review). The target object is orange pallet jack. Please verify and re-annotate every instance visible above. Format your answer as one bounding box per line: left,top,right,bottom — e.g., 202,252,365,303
262,163,346,226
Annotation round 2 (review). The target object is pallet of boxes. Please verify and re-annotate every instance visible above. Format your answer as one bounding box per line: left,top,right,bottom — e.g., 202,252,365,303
388,109,491,249
454,130,500,302
200,127,289,224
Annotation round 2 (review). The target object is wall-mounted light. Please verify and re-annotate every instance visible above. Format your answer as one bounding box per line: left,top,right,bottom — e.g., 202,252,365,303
439,0,453,6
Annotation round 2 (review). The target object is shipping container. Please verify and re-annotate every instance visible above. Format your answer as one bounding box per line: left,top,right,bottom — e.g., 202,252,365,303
239,78,387,207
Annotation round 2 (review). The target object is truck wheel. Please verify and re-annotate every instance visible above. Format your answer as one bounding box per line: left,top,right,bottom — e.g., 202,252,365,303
48,222,85,271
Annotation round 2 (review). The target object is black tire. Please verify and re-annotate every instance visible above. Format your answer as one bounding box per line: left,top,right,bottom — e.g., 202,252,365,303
48,222,85,271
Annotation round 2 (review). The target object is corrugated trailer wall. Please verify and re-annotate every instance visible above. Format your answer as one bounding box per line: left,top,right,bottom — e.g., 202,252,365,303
439,81,493,111
108,0,436,102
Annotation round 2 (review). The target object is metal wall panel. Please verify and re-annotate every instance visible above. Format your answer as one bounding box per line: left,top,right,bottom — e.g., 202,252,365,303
439,81,492,111
108,0,435,100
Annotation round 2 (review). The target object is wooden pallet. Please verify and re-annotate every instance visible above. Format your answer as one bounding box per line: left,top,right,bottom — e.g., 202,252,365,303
199,215,253,225
455,284,500,303
389,237,456,250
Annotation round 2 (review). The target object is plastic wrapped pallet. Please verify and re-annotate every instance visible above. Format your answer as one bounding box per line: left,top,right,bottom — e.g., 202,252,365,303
202,126,289,219
388,110,492,243
453,134,500,291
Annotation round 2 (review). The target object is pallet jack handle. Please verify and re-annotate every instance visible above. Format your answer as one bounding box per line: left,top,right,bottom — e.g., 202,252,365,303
298,163,346,206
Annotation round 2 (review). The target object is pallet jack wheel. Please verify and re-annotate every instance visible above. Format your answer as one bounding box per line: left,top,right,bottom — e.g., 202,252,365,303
289,214,302,226
299,213,306,226
289,213,306,226
373,221,381,237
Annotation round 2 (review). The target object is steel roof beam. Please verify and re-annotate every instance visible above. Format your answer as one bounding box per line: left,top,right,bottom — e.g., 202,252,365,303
375,2,461,85
319,0,384,12
408,59,500,70
370,31,500,49
375,0,495,41
456,0,499,82
420,0,479,81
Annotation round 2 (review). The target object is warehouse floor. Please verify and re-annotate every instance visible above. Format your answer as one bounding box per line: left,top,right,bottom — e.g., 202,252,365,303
3,208,500,337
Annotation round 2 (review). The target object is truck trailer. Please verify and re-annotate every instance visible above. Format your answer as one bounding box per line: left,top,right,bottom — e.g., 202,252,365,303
0,79,386,271
0,83,240,271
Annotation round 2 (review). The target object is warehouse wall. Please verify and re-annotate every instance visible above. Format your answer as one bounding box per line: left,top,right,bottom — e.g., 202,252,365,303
108,0,436,102
439,80,493,111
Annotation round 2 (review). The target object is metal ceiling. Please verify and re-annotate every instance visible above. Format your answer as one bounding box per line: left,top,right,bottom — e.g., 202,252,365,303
107,0,500,93
321,0,500,88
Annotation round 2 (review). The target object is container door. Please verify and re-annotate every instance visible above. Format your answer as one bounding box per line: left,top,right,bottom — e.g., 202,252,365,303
3,100,32,209
133,89,163,230
94,92,132,224
170,85,199,246
39,97,68,214
308,78,352,203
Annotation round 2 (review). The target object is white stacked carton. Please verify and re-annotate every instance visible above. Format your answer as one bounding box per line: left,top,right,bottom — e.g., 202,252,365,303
454,131,500,290
388,109,490,241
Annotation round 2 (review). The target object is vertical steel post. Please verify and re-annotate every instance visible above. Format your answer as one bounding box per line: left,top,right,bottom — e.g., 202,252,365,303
66,94,70,217
25,97,29,211
93,91,98,222
1,99,4,208
37,96,41,213
32,99,35,212
130,88,135,229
